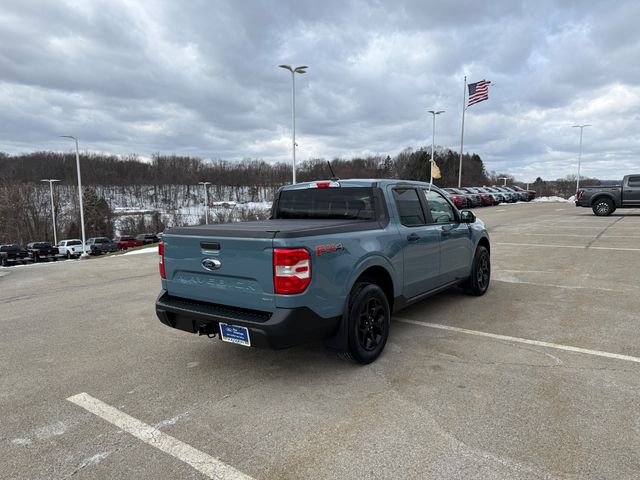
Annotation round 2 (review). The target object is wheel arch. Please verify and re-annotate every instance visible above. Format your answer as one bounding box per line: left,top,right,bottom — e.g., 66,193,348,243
590,193,616,206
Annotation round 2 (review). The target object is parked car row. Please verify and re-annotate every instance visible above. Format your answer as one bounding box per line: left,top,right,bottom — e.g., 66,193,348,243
442,185,536,209
0,233,162,266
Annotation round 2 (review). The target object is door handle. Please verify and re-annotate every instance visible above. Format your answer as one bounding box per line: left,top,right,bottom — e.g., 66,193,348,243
407,233,420,241
441,229,451,237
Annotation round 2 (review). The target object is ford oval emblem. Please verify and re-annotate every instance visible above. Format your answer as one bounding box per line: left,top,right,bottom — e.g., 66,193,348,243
202,258,222,271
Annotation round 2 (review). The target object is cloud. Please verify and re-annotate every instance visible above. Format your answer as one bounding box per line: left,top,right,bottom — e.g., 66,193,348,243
0,0,639,181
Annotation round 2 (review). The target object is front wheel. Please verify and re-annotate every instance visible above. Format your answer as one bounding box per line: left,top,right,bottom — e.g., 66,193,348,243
345,282,390,365
592,198,615,216
463,245,490,296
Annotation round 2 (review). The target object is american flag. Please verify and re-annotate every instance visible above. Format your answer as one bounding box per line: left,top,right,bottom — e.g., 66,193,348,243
467,80,491,107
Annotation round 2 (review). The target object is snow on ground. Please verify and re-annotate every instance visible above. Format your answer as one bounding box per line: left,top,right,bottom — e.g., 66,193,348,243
532,196,571,203
122,246,157,255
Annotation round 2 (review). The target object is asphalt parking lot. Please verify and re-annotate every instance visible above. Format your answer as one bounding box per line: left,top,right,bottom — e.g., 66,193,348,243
2,203,640,480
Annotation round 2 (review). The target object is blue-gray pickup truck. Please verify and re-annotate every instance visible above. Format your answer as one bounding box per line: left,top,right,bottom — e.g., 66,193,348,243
156,179,491,364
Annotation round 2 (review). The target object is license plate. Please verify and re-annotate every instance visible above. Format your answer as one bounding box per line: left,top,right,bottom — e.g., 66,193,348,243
219,323,251,347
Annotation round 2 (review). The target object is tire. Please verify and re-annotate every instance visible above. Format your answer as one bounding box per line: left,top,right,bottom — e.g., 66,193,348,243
345,282,391,365
462,245,491,296
592,198,615,216
1,257,7,267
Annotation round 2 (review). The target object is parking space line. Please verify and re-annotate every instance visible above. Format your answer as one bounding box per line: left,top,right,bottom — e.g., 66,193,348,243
67,393,254,480
495,242,640,252
395,318,640,364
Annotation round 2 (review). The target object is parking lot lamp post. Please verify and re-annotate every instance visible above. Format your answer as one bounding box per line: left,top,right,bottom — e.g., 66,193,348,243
428,110,445,184
41,179,60,244
572,124,591,192
279,64,308,185
198,182,211,224
499,177,508,186
60,135,88,257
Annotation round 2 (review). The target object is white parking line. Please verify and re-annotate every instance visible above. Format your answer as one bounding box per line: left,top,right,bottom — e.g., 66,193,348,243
395,318,640,364
67,393,254,480
495,242,640,252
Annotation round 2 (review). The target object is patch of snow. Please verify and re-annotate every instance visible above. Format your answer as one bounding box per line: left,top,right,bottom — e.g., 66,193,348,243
532,196,571,203
153,412,190,430
121,246,157,255
35,421,67,440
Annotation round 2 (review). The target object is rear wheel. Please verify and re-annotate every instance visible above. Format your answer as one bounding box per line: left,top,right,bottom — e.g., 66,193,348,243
1,257,7,267
592,198,615,216
345,282,390,365
462,245,490,296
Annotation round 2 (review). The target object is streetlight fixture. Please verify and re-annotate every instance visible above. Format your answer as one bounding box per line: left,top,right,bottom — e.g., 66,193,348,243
427,110,445,184
279,64,308,184
198,182,212,224
41,179,61,245
499,177,509,186
572,124,592,192
59,135,88,257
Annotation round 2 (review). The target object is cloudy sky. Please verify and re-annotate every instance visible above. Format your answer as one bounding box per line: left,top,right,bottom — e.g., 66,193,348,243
1,0,639,181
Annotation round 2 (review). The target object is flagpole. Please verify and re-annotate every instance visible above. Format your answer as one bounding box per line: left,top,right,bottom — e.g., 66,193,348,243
458,76,467,188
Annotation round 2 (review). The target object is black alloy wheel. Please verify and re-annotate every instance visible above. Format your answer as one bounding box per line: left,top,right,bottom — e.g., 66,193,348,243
346,282,390,364
592,199,614,216
463,245,490,296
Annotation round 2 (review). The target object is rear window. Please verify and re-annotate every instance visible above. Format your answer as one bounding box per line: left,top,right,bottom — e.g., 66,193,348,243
1,245,20,252
95,238,110,243
119,236,134,241
628,176,640,187
33,243,51,248
68,240,82,246
274,187,377,220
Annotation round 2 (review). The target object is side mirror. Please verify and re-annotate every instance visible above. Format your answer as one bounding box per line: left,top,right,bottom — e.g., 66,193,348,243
460,210,476,223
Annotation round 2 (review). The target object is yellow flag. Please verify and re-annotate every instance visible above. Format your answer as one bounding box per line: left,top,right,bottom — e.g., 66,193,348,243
431,160,442,179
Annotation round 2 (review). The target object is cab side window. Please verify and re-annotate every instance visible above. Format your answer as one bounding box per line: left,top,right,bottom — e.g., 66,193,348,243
393,188,426,226
423,190,456,224
628,176,640,187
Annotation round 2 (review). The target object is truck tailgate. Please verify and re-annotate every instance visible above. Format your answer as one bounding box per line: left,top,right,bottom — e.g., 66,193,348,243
163,233,276,312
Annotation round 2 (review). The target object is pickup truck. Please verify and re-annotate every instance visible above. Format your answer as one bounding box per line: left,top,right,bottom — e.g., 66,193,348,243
57,239,85,259
115,235,145,250
0,244,32,266
86,237,118,255
575,175,640,215
26,242,60,262
156,179,491,364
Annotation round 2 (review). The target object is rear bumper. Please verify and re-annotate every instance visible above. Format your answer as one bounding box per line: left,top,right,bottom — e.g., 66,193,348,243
155,290,341,349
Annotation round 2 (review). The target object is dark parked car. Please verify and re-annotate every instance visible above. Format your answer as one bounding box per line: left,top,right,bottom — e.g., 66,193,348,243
464,187,494,206
26,242,60,262
86,237,118,255
457,187,484,207
136,233,160,245
511,185,536,201
0,244,32,266
474,187,501,205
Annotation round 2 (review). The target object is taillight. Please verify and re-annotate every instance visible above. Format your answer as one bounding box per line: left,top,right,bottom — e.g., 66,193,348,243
576,190,583,200
158,241,165,279
273,248,311,294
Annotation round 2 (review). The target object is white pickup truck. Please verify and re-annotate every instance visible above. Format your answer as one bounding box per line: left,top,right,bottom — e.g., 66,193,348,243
57,239,85,259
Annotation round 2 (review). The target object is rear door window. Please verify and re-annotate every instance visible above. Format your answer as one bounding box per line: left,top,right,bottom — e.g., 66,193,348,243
628,176,640,187
392,188,426,226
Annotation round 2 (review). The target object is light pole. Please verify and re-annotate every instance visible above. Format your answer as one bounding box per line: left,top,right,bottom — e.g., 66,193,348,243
499,177,509,186
60,135,88,256
198,182,211,224
572,124,591,192
41,179,61,244
428,110,445,184
279,64,308,184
